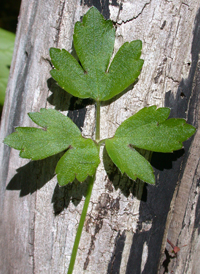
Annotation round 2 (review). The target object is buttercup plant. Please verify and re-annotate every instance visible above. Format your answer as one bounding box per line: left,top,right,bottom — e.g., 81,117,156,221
4,7,196,273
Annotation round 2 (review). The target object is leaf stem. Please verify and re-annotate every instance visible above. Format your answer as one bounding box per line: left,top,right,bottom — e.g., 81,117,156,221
95,101,101,142
97,138,107,146
68,101,100,273
67,172,96,274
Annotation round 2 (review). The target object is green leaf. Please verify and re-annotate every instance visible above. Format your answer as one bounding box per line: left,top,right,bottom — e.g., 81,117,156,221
50,48,92,99
4,108,81,160
0,28,15,105
102,41,144,101
56,138,100,185
115,106,196,152
105,138,155,184
105,106,196,184
4,108,100,185
73,7,115,73
50,7,143,101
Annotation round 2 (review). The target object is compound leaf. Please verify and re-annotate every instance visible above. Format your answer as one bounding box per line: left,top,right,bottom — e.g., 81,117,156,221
56,138,100,186
105,106,196,184
50,7,143,101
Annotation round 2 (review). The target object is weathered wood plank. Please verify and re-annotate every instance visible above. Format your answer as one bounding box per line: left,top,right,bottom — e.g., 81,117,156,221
0,1,199,273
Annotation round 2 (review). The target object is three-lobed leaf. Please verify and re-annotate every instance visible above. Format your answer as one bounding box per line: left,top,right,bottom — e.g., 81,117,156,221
50,7,144,101
4,108,81,160
4,108,100,185
105,106,196,184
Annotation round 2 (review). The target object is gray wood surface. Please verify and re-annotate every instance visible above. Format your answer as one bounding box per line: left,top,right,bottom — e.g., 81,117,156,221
0,0,200,273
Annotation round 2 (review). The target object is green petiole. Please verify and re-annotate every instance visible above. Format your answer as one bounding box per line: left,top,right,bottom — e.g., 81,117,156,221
95,101,101,142
67,172,96,274
68,99,101,273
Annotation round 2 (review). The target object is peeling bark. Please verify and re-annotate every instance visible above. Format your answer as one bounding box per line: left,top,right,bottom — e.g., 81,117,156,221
0,0,200,273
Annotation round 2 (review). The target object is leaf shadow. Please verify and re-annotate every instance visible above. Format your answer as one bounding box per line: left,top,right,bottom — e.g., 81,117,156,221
47,76,94,131
103,146,185,202
151,149,185,171
52,177,91,215
6,152,64,197
47,78,94,112
103,146,148,201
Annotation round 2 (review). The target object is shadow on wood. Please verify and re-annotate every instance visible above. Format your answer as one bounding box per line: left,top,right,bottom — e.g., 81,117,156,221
6,152,63,197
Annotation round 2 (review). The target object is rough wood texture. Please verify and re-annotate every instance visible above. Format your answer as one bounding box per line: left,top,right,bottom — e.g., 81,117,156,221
0,0,200,273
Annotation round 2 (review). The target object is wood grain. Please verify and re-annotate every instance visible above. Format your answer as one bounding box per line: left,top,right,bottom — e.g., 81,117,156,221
0,0,199,273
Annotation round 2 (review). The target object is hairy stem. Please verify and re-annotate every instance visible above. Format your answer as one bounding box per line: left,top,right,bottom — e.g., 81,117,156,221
96,101,100,142
67,172,96,274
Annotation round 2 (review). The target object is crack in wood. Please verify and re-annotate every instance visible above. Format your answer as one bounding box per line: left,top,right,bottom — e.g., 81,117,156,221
115,0,152,25
54,0,66,45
